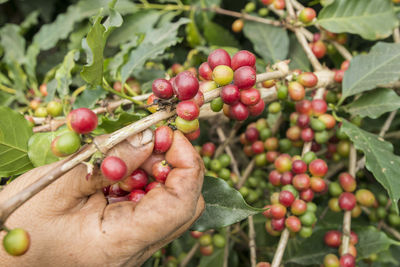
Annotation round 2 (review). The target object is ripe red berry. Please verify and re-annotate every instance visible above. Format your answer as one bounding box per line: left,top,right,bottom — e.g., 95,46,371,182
270,203,287,219
339,254,355,267
334,70,345,83
252,141,265,154
301,128,314,142
311,99,328,116
261,0,274,4
292,160,307,174
319,114,336,129
291,199,307,216
248,99,266,116
234,66,256,89
271,218,285,231
152,160,171,183
230,102,249,121
279,171,292,185
128,189,145,202
193,91,205,107
245,127,259,142
173,71,199,100
339,172,357,192
145,181,162,192
310,177,326,193
221,84,240,104
297,114,310,128
279,190,295,207
310,41,326,59
67,108,98,134
202,142,216,157
293,173,311,191
288,81,305,101
120,168,148,192
296,100,312,115
231,50,256,71
101,156,127,181
324,230,342,247
109,183,128,197
300,188,314,202
273,0,285,9
199,62,213,80
199,245,214,256
154,126,174,153
240,88,261,106
208,49,231,69
339,192,357,211
190,231,204,239
176,100,199,121
309,159,328,177
266,151,279,163
286,126,301,141
147,94,158,113
285,216,301,232
185,128,201,141
152,79,174,99
269,170,282,186
264,137,279,151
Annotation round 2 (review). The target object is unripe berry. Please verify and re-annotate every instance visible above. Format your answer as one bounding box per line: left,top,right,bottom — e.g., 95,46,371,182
274,154,292,173
208,49,231,69
234,66,256,89
231,50,256,71
175,117,199,134
3,228,30,256
286,125,301,141
101,156,127,181
339,172,356,192
173,71,199,100
47,101,63,117
288,81,305,101
154,126,174,153
232,19,244,33
198,62,213,80
324,254,339,267
329,197,342,212
299,8,316,24
146,94,158,113
213,234,226,248
199,234,213,246
273,0,285,9
51,131,81,157
34,106,48,117
319,114,336,129
67,108,98,134
299,211,316,226
199,80,218,92
152,79,174,99
213,65,234,86
355,189,376,207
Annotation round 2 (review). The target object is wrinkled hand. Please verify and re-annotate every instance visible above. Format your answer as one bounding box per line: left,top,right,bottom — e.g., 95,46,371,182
0,130,205,267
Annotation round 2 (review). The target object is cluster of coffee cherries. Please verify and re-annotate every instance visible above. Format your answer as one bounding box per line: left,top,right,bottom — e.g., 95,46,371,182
200,49,265,121
27,99,63,121
310,31,348,60
149,66,203,140
231,2,269,33
261,0,285,10
50,108,98,157
102,125,175,203
333,60,350,84
323,229,358,267
263,153,329,238
190,231,226,256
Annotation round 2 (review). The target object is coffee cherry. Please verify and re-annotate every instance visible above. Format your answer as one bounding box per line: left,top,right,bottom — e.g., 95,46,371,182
269,170,282,186
324,254,340,267
240,88,261,106
388,214,400,226
173,71,199,100
292,160,307,174
329,197,342,212
175,117,199,134
297,72,318,88
279,171,292,185
309,159,328,177
297,114,310,128
306,202,317,213
319,114,336,129
299,211,316,226
234,66,256,89
273,0,285,9
47,101,63,117
154,126,174,153
200,80,218,92
300,188,314,202
310,41,326,58
202,142,216,157
310,118,326,132
176,100,199,121
152,160,171,183
268,102,281,113
302,151,316,164
67,108,98,134
245,127,259,142
296,100,312,115
190,231,203,239
282,185,299,198
248,99,266,116
146,94,158,113
299,8,316,24
199,62,213,80
128,189,145,202
341,60,350,71
213,65,234,86
208,49,231,69
355,189,375,207
101,156,127,181
339,254,355,267
145,181,162,192
258,8,269,16
293,174,311,191
311,99,327,116
265,220,281,236
338,192,356,211
291,199,307,216
152,79,174,99
231,50,256,71
334,70,345,83
230,102,249,121
261,0,274,4
210,97,224,112
199,245,214,256
120,168,148,191
339,172,356,192
3,228,30,256
279,190,295,207
109,183,128,197
285,216,301,232
51,131,81,157
274,154,292,173
310,177,326,193
232,19,244,33
199,234,213,246
271,203,287,219
213,234,226,248
271,218,285,231
350,231,358,245
34,106,48,117
221,84,240,104
210,159,222,172
301,128,314,142
252,141,265,154
288,81,305,101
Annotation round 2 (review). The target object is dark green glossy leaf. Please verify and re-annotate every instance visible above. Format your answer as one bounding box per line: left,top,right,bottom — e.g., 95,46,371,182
98,111,146,133
191,176,262,231
73,85,107,109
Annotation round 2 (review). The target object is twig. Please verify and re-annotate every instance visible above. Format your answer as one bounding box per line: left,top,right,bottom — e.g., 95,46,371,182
179,242,200,267
223,226,231,267
248,215,257,267
271,228,290,267
216,127,241,178
330,41,353,61
215,122,242,158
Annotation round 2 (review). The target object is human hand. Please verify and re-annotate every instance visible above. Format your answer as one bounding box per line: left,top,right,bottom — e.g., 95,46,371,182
0,130,205,266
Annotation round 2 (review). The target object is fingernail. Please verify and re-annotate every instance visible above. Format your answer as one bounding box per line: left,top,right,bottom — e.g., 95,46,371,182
128,129,153,147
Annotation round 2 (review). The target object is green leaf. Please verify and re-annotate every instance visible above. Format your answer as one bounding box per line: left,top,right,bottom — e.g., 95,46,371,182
98,111,146,133
344,88,400,119
186,21,204,47
341,42,400,103
243,21,289,64
0,107,34,176
73,85,107,109
120,18,190,83
198,247,224,267
355,226,400,259
341,120,400,211
28,131,62,167
191,176,262,231
288,34,310,72
318,0,398,40
203,21,239,47
20,11,40,33
55,50,79,97
0,24,25,64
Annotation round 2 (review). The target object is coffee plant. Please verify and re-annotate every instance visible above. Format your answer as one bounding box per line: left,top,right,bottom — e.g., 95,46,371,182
1,0,400,266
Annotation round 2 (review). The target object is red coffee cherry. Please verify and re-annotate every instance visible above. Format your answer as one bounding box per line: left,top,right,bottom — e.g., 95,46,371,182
193,90,205,107
280,171,293,185
341,60,350,71
296,100,312,115
292,159,307,174
339,172,357,192
185,128,201,141
311,99,328,116
230,102,249,121
173,71,199,100
240,88,261,106
152,79,174,99
202,142,216,157
152,160,171,183
199,62,213,80
339,192,357,211
252,141,265,154
299,8,316,24
266,151,279,163
190,231,204,239
145,181,162,192
271,218,285,231
339,254,355,267
109,183,128,197
300,188,314,202
269,170,282,186
176,100,199,121
301,128,314,142
285,216,301,232
231,50,256,71
208,49,231,69
293,174,311,191
234,66,256,89
270,203,287,219
101,156,127,181
273,0,285,9
310,177,326,193
350,231,358,245
279,190,295,207
297,114,310,128
319,114,336,129
199,245,214,256
324,230,342,247
288,81,305,101
245,127,259,142
67,108,98,134
309,159,328,177
297,72,318,88
221,84,240,105
128,189,145,202
120,168,148,192
154,126,174,153
334,70,345,83
291,199,307,216
274,154,292,173
248,99,266,116
310,41,326,59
